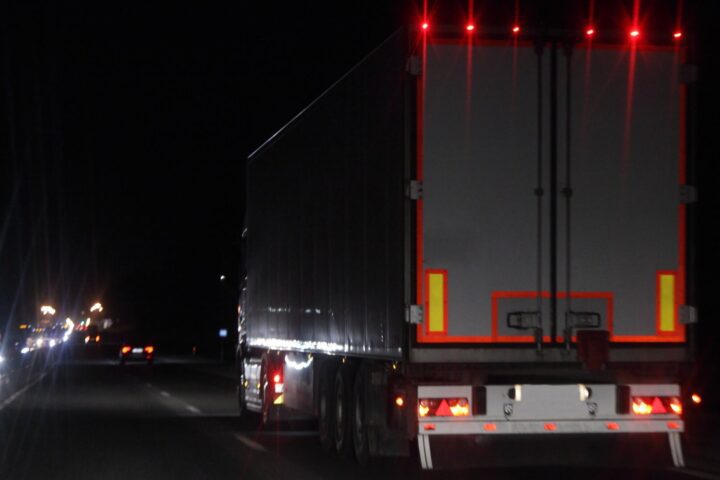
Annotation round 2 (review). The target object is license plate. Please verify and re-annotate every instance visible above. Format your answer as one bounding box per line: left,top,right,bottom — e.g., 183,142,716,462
132,348,143,353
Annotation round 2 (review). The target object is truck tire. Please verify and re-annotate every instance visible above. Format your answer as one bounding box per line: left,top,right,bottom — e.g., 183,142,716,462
352,366,370,466
334,364,355,456
318,364,335,451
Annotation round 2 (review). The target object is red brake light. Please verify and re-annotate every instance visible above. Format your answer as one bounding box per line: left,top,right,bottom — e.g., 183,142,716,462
144,346,154,354
121,346,131,354
632,398,653,415
273,373,281,384
466,24,475,32
585,27,595,37
630,29,640,39
417,398,470,417
669,397,682,415
421,22,429,31
512,25,520,34
673,31,683,39
632,396,682,415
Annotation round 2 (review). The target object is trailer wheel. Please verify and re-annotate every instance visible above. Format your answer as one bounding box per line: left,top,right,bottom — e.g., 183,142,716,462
352,367,370,466
318,364,335,451
334,364,355,456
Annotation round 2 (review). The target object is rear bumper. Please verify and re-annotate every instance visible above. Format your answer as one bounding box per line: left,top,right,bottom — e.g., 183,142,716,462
419,418,684,435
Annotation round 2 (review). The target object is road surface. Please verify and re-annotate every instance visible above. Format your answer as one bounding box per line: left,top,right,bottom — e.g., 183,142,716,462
0,347,717,480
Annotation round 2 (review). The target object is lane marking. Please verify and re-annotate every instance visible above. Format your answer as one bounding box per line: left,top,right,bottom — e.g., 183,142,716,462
160,391,171,397
235,434,267,452
0,373,48,411
185,405,202,414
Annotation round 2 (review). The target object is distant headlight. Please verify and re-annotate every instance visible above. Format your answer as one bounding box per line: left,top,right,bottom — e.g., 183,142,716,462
0,355,5,363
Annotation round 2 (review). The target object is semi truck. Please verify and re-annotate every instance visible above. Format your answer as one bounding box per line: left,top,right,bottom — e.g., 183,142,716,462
238,15,696,470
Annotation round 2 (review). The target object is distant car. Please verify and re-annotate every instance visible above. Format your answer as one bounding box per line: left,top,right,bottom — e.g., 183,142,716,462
119,342,155,365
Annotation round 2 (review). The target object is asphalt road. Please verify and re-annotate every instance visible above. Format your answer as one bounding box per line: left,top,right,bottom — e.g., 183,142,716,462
0,347,717,480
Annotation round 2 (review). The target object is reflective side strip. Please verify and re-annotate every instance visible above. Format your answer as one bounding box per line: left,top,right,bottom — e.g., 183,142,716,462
425,270,447,334
657,272,677,333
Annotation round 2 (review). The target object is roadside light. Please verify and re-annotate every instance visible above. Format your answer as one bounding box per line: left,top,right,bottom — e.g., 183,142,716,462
395,396,405,407
691,393,702,404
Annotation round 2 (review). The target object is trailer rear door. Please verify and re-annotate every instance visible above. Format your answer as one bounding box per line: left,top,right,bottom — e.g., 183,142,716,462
416,38,686,345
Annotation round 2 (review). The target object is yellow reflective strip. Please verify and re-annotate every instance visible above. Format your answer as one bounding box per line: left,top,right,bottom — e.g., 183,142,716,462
659,274,675,332
273,393,284,405
428,273,445,332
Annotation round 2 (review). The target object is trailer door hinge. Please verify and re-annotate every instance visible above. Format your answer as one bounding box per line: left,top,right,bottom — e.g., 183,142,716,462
407,55,422,76
406,305,424,325
680,185,698,204
407,180,423,200
679,305,698,325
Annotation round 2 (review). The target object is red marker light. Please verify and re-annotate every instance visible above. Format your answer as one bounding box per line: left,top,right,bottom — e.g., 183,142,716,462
606,422,620,431
586,27,595,37
512,25,520,34
544,423,558,431
421,22,429,31
673,31,683,39
423,423,436,431
483,423,497,432
466,24,475,32
395,396,405,407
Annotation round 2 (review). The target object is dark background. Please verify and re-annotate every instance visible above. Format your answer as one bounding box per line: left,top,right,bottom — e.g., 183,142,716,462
1,0,718,383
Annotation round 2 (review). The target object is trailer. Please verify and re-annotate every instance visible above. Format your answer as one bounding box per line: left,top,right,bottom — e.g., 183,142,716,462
238,15,697,469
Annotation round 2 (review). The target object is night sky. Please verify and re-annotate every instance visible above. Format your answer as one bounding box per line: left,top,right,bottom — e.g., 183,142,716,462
1,0,719,366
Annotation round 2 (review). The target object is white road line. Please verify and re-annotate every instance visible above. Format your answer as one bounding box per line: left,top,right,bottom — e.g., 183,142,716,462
0,373,48,411
159,391,171,397
185,405,202,414
670,468,720,480
235,434,267,452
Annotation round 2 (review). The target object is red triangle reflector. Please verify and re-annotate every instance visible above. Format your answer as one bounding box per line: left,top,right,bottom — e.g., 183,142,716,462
651,397,667,414
435,399,451,416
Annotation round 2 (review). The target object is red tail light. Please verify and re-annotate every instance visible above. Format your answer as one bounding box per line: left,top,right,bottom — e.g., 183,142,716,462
421,22,429,31
466,24,475,32
585,27,595,37
273,373,281,384
121,346,131,354
418,398,470,417
630,29,640,39
673,31,683,39
632,396,682,416
144,346,154,354
512,25,520,34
